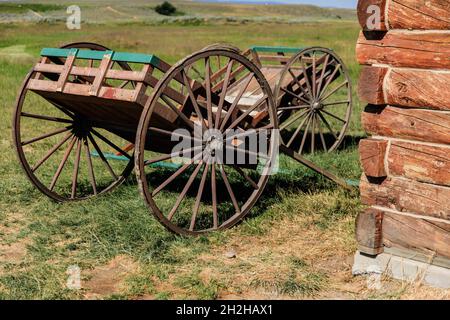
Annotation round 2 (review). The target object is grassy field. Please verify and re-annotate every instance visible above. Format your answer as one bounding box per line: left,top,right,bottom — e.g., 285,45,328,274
0,2,448,300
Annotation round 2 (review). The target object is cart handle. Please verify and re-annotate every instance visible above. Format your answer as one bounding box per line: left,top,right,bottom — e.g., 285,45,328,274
40,48,161,67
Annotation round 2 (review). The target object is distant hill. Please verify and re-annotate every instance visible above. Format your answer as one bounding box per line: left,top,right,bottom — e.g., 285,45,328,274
0,0,356,24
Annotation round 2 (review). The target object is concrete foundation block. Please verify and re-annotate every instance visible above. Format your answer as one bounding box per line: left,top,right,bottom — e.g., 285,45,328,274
352,251,450,289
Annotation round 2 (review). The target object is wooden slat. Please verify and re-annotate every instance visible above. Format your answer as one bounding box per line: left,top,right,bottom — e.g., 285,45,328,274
28,79,138,102
90,53,113,96
41,48,160,66
56,51,77,92
258,55,291,63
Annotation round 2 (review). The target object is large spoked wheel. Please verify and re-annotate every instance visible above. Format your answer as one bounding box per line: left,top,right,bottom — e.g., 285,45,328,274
135,48,278,235
274,47,352,155
12,43,135,202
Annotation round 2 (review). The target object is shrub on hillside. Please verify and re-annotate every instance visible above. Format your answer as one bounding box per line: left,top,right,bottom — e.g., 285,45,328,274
154,2,177,16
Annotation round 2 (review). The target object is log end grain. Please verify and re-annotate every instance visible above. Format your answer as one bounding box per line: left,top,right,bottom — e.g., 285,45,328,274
356,208,384,255
359,138,388,178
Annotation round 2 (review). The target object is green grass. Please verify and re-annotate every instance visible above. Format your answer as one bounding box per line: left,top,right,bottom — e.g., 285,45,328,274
0,3,63,14
0,13,370,300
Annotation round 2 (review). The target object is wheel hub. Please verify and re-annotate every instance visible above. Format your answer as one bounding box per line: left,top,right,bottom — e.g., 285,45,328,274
72,117,92,138
312,101,322,111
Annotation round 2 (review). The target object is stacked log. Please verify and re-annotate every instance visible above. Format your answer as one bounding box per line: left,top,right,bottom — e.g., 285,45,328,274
355,0,450,260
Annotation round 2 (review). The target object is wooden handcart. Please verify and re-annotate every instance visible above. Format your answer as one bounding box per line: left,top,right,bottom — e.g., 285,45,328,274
13,42,352,235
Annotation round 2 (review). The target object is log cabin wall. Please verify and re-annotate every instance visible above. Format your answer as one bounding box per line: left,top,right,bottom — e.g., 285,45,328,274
355,0,450,260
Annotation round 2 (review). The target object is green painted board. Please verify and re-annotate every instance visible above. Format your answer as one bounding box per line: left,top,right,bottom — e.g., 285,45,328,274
40,48,160,67
251,46,306,54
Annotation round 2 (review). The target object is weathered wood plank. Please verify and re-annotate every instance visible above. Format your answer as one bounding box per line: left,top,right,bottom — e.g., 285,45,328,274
383,211,450,259
28,79,138,103
389,0,450,30
385,68,450,110
359,138,388,178
357,0,450,30
362,105,450,145
387,141,450,187
356,31,450,70
358,66,450,111
360,175,450,221
356,208,384,255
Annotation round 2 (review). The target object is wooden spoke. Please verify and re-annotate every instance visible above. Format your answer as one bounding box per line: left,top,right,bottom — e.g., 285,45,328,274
49,136,77,191
280,87,310,105
160,94,195,130
316,114,328,152
219,73,254,132
280,109,309,131
190,163,209,231
224,126,273,143
22,126,72,146
88,133,118,180
91,129,132,160
144,146,203,166
299,113,313,154
148,126,202,143
311,113,316,154
317,111,338,139
224,144,269,161
321,81,349,102
50,102,75,119
278,105,310,111
287,111,311,148
316,54,331,97
182,70,207,129
83,137,97,195
219,165,240,214
215,60,234,129
231,165,259,189
32,132,73,172
288,68,311,101
152,152,202,197
21,112,73,124
71,139,82,199
318,63,342,99
167,161,204,221
322,100,350,107
312,53,317,98
227,95,268,131
191,66,205,81
299,58,314,102
205,58,213,129
321,109,347,123
211,164,218,229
